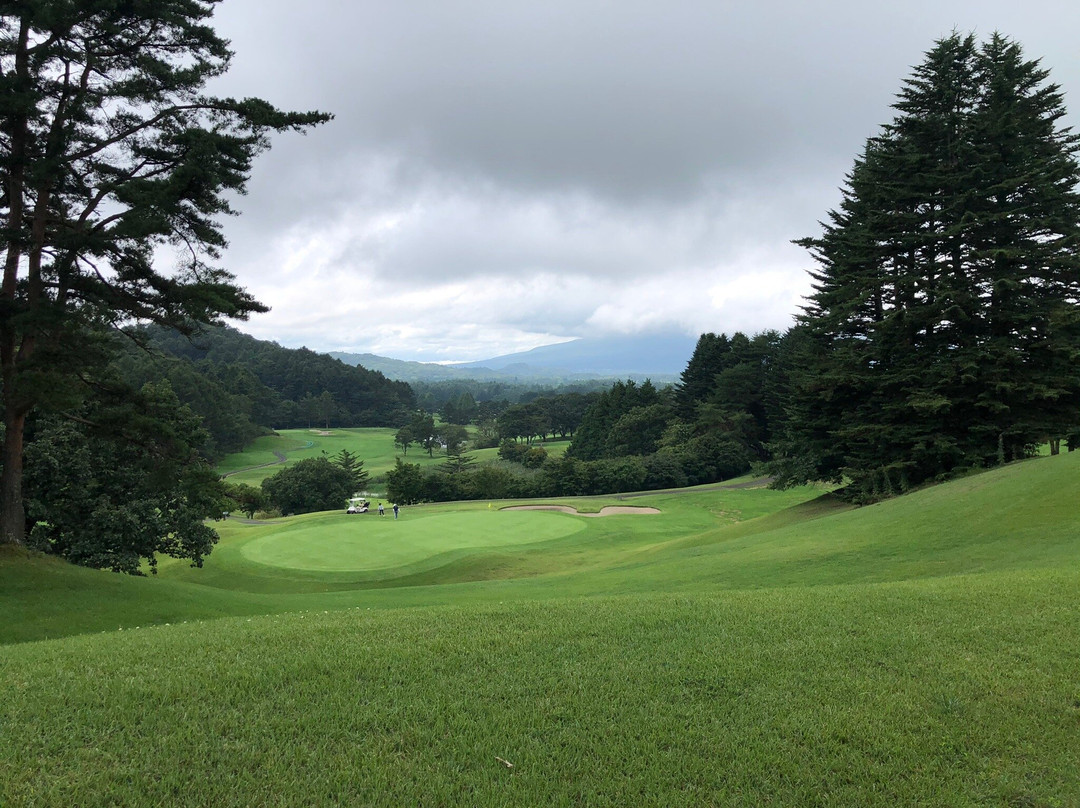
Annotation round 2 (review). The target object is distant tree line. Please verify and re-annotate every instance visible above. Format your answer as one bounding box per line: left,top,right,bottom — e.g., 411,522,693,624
412,378,614,416
116,325,416,457
385,331,782,505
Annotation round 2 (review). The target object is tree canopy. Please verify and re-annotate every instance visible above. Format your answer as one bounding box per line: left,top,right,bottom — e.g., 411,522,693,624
772,33,1080,499
24,381,226,574
260,457,354,516
0,1,330,545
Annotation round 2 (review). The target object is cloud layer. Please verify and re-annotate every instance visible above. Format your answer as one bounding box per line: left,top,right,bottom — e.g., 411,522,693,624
206,0,1080,360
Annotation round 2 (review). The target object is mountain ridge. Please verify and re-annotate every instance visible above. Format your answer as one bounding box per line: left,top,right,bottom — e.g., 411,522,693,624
331,333,698,384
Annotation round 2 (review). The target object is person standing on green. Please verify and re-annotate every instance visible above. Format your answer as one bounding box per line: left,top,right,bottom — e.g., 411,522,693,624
378,502,385,517
393,504,399,520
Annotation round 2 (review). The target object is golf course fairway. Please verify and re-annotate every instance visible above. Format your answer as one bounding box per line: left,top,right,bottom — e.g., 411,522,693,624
3,454,1079,806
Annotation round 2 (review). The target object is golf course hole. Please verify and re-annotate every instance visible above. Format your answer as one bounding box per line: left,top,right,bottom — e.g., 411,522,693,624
241,510,588,572
502,505,661,517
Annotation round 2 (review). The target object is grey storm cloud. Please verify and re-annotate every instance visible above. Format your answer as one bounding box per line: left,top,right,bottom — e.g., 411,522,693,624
205,0,1080,360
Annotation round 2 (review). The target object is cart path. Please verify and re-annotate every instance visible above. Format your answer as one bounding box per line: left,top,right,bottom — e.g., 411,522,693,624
220,451,288,479
220,440,315,479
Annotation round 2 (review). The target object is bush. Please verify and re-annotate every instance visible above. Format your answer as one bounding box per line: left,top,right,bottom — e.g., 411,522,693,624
522,446,548,468
644,451,689,489
498,439,530,463
261,457,354,515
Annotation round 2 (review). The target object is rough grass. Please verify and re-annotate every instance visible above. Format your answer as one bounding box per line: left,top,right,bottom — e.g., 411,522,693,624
3,453,1080,806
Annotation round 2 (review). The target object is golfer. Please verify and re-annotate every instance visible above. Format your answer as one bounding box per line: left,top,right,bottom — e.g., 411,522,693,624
393,503,399,519
378,502,385,516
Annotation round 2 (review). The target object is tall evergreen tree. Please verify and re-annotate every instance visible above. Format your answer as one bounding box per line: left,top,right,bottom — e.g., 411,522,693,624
675,333,731,418
0,2,330,545
331,449,369,492
775,33,1080,499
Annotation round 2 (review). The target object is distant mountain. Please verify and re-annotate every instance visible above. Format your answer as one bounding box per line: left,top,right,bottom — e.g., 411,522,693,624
326,352,486,383
458,334,698,379
332,333,697,384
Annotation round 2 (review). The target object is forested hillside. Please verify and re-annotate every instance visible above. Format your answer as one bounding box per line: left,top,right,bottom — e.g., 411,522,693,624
117,325,416,456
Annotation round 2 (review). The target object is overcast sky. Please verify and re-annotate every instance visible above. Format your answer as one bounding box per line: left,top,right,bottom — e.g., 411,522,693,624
205,0,1080,362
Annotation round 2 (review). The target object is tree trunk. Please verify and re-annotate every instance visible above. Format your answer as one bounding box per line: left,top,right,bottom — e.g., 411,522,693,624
0,405,27,546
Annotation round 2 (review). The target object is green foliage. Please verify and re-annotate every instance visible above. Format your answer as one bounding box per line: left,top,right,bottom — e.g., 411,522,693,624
521,446,549,468
386,457,425,505
441,391,479,424
570,379,666,461
0,1,329,545
677,330,783,461
778,33,1080,499
260,457,354,516
438,423,469,457
111,339,265,459
330,449,369,491
401,411,438,457
137,325,416,432
394,425,415,455
473,418,500,449
23,382,226,574
224,482,266,521
606,403,671,457
497,402,551,443
498,438,530,463
439,453,478,476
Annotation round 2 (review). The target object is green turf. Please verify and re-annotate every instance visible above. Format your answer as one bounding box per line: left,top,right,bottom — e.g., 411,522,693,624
241,510,586,571
3,453,1080,805
217,427,563,487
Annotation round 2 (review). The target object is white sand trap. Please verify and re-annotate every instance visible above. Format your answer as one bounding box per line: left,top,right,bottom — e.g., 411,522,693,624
502,505,660,517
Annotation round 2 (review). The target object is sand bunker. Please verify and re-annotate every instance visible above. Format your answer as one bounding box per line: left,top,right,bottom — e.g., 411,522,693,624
502,505,660,517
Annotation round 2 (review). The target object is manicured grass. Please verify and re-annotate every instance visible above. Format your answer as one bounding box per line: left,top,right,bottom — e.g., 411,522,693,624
217,427,562,487
3,573,1078,806
218,427,451,486
3,453,1080,805
214,433,316,477
241,510,586,572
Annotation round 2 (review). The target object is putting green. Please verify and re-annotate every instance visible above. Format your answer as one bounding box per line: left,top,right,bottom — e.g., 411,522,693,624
241,510,587,572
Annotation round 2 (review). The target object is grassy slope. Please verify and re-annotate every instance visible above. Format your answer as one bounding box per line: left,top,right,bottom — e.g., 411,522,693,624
217,427,570,487
3,453,1080,805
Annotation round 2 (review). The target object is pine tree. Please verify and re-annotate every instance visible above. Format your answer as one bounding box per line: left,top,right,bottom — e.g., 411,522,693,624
0,2,330,544
778,32,1080,499
675,333,731,418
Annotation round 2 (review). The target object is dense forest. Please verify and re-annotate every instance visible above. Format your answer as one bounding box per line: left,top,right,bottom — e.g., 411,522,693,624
118,325,416,456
